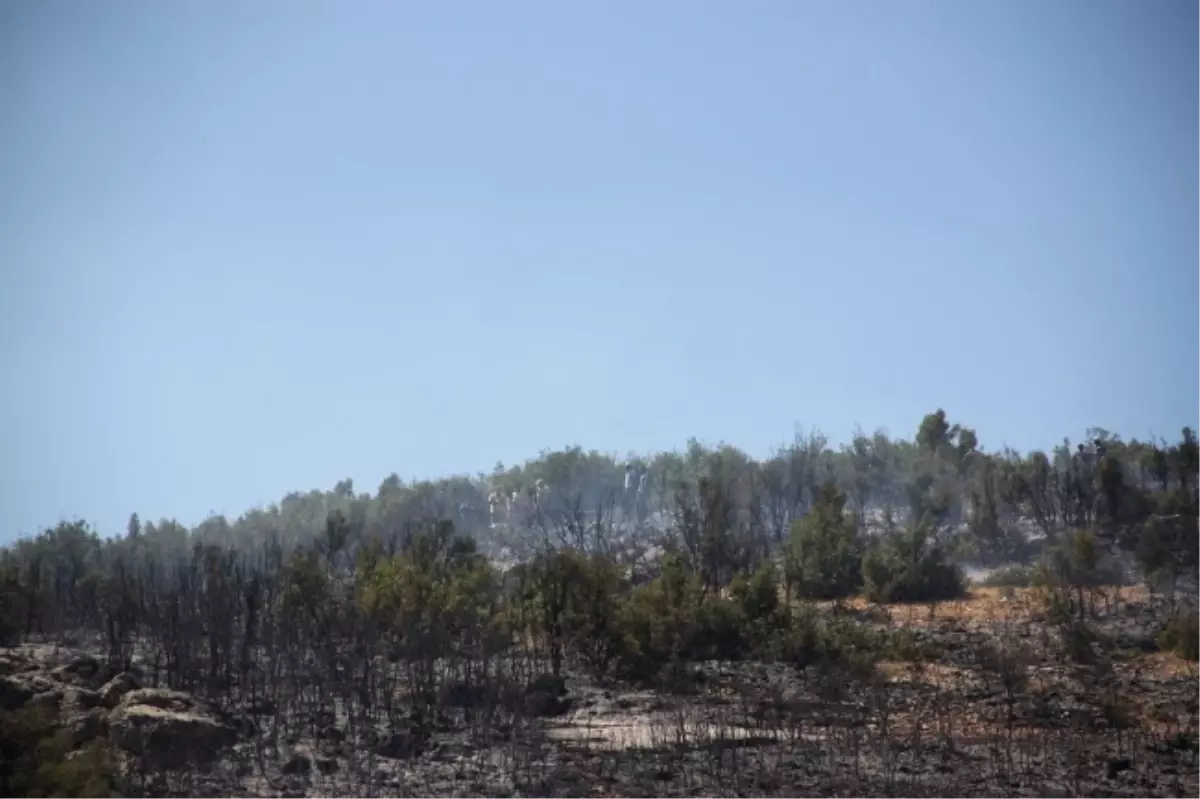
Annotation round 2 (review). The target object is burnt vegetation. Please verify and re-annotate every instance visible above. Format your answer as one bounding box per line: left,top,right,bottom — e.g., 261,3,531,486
1,412,1197,797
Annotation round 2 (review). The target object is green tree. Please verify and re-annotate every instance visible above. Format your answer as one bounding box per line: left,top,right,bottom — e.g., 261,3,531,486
614,553,702,682
528,548,584,677
785,481,863,600
917,409,953,454
562,553,626,676
862,525,965,603
1036,529,1105,626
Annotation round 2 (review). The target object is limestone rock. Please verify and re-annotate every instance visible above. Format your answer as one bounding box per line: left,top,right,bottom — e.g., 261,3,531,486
98,672,142,709
108,688,238,768
70,707,110,747
0,672,58,711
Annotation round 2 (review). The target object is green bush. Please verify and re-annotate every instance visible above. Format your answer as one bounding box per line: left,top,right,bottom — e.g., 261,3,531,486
1032,530,1124,628
861,527,966,603
1158,612,1199,661
777,605,885,679
0,706,119,797
691,595,748,661
612,559,793,678
785,482,864,600
730,561,781,623
563,554,627,677
613,553,702,682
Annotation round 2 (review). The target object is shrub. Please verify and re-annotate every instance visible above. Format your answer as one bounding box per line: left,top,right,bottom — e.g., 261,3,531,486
563,554,627,677
613,557,797,677
1033,530,1123,625
785,482,864,600
1158,612,1199,661
861,527,965,603
730,561,781,623
777,605,885,680
613,553,702,683
0,706,119,797
691,595,748,661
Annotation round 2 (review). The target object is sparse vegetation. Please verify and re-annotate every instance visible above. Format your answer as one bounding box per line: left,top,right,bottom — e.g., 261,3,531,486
1,417,1196,796
1158,612,1200,661
0,706,119,798
862,525,966,603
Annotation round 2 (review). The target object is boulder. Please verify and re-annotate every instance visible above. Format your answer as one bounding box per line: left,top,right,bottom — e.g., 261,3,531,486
52,655,104,687
70,707,110,747
0,672,58,711
0,651,29,676
62,687,103,714
120,687,213,714
26,688,64,712
98,672,142,708
109,688,238,768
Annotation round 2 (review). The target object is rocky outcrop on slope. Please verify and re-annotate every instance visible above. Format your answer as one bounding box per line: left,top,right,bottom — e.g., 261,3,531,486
0,645,242,775
108,688,239,768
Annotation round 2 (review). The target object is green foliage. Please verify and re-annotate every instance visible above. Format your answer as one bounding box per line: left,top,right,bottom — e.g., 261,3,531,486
1030,531,1125,663
0,706,119,798
354,523,506,710
1032,529,1122,628
1136,514,1198,594
562,553,628,676
1158,612,1199,661
369,550,491,645
610,557,791,680
785,482,863,600
861,527,965,603
613,553,703,682
776,605,885,681
525,549,577,676
730,560,781,625
917,409,953,454
691,594,749,661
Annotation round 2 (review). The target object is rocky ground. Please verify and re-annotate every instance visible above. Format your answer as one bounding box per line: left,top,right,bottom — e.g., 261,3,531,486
2,585,1196,797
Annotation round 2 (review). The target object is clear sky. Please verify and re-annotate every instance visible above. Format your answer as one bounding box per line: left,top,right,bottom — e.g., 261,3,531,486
2,1,1196,541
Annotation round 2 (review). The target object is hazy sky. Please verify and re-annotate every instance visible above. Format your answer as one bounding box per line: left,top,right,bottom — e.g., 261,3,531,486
2,1,1196,541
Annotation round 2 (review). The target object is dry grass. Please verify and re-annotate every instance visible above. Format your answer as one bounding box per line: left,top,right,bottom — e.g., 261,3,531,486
1120,650,1199,681
804,585,1035,627
809,583,1158,629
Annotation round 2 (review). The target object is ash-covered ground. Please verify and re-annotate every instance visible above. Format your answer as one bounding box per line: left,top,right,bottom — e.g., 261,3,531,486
3,583,1196,798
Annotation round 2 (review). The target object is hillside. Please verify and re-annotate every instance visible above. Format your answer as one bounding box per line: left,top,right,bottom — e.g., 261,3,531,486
1,414,1197,797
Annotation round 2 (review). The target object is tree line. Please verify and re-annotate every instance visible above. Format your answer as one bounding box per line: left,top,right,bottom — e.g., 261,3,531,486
3,409,1197,629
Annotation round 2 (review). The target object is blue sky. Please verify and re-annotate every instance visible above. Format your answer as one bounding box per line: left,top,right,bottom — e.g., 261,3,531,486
1,1,1196,541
